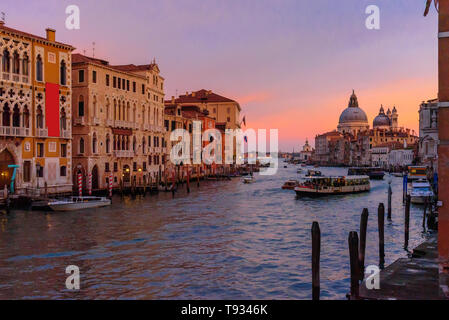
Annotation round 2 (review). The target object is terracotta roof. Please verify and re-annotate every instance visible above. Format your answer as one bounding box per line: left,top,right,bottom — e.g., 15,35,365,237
169,89,239,105
111,64,158,72
0,24,74,49
72,53,109,65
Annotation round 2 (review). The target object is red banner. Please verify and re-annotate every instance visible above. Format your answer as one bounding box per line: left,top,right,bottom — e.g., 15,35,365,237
45,83,60,137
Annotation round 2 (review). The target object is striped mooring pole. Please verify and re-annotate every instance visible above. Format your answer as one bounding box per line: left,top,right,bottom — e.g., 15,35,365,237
109,173,113,198
88,173,92,196
77,173,82,197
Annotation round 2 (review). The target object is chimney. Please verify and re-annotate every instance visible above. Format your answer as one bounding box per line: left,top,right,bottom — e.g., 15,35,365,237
171,96,175,104
0,20,4,26
46,28,56,42
192,92,196,97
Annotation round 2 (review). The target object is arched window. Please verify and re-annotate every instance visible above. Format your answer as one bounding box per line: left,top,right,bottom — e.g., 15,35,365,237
60,60,67,86
36,106,43,129
60,108,67,130
2,103,10,127
12,104,20,127
22,53,29,76
122,136,126,150
2,49,10,73
142,137,146,154
36,54,43,81
93,96,97,118
23,105,30,128
92,133,97,154
79,138,85,154
133,136,136,152
12,51,20,74
106,99,110,120
78,95,84,117
106,134,110,154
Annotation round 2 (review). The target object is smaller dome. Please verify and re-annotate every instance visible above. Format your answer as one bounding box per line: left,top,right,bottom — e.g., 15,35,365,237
373,106,391,128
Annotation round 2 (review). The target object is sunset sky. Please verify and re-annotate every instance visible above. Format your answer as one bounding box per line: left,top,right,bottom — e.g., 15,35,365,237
2,0,438,151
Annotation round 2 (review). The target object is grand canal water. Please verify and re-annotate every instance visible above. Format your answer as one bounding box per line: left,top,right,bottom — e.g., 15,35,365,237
0,166,433,299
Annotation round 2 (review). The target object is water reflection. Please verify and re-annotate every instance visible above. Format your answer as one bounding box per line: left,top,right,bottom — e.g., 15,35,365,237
0,166,431,299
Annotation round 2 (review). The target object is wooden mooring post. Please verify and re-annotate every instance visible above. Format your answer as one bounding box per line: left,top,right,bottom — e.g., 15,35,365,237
378,203,385,269
404,194,411,250
359,208,369,280
387,181,392,220
348,231,360,300
423,197,428,230
311,221,320,300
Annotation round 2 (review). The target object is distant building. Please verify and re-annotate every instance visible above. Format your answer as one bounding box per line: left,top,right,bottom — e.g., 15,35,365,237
337,90,370,135
418,99,438,170
299,139,314,162
388,147,415,169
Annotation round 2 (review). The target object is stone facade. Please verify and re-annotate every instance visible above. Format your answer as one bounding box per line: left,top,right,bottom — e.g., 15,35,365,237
71,54,166,192
0,22,73,195
418,99,438,170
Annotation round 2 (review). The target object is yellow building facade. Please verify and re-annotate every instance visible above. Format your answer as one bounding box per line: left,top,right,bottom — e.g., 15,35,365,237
0,22,74,194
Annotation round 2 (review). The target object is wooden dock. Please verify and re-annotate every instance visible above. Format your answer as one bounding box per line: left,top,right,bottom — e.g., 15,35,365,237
359,235,445,300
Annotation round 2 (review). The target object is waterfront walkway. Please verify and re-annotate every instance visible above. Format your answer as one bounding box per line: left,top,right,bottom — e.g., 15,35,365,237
360,235,445,300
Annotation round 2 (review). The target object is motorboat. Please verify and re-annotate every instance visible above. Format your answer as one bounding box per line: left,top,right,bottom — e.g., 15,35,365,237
348,167,385,180
243,176,256,184
306,169,322,177
294,175,370,197
282,180,299,190
410,180,434,204
407,166,428,181
48,196,111,212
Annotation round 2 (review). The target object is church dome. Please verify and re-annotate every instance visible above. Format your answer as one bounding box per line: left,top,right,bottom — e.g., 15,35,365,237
373,105,391,128
338,91,368,124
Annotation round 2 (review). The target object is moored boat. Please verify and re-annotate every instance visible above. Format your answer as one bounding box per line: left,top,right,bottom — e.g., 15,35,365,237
294,175,370,197
48,196,111,212
243,176,256,184
348,167,384,180
306,169,322,177
407,166,428,181
409,180,434,204
282,180,299,190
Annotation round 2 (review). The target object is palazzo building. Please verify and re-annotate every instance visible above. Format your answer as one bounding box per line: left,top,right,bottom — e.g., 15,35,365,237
0,22,74,194
71,54,166,191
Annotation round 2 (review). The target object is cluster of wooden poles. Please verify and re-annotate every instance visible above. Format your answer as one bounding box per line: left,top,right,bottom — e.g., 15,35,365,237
311,184,437,300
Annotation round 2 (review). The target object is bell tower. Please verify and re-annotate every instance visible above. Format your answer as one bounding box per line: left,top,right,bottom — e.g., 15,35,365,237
391,106,398,130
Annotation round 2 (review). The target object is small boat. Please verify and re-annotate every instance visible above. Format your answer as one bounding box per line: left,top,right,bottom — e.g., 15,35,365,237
294,175,370,197
348,167,385,180
282,180,299,190
391,172,404,177
410,180,434,204
243,176,255,184
284,165,288,168
48,196,111,212
408,166,428,181
306,169,322,177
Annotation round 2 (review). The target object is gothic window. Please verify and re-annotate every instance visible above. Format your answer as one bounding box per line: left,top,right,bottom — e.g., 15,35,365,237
36,105,43,129
12,51,20,74
142,137,146,154
12,104,20,127
2,103,10,127
133,136,136,152
22,53,29,76
2,49,10,73
36,55,43,81
60,108,67,130
23,105,30,128
60,60,67,86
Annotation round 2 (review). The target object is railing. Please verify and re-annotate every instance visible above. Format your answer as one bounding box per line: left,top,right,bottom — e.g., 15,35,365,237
154,147,162,153
61,129,71,139
143,123,150,131
0,126,30,137
106,119,114,127
2,73,10,81
148,147,155,153
113,150,135,158
92,117,101,126
114,120,133,128
162,147,167,153
22,76,29,83
74,117,85,126
12,74,20,82
36,128,48,137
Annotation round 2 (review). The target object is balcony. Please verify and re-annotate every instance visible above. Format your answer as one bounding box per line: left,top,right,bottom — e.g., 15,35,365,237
92,117,101,126
0,126,30,137
61,129,71,139
113,150,135,158
106,119,114,127
2,73,10,81
36,128,48,137
143,123,150,131
154,147,162,153
162,147,167,153
149,147,155,153
74,117,85,126
113,120,133,129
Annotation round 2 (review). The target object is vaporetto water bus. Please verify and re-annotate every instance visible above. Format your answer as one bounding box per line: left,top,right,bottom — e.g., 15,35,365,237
294,175,371,197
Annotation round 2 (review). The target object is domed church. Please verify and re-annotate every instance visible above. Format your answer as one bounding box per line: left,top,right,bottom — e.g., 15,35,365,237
373,105,398,130
337,90,370,135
